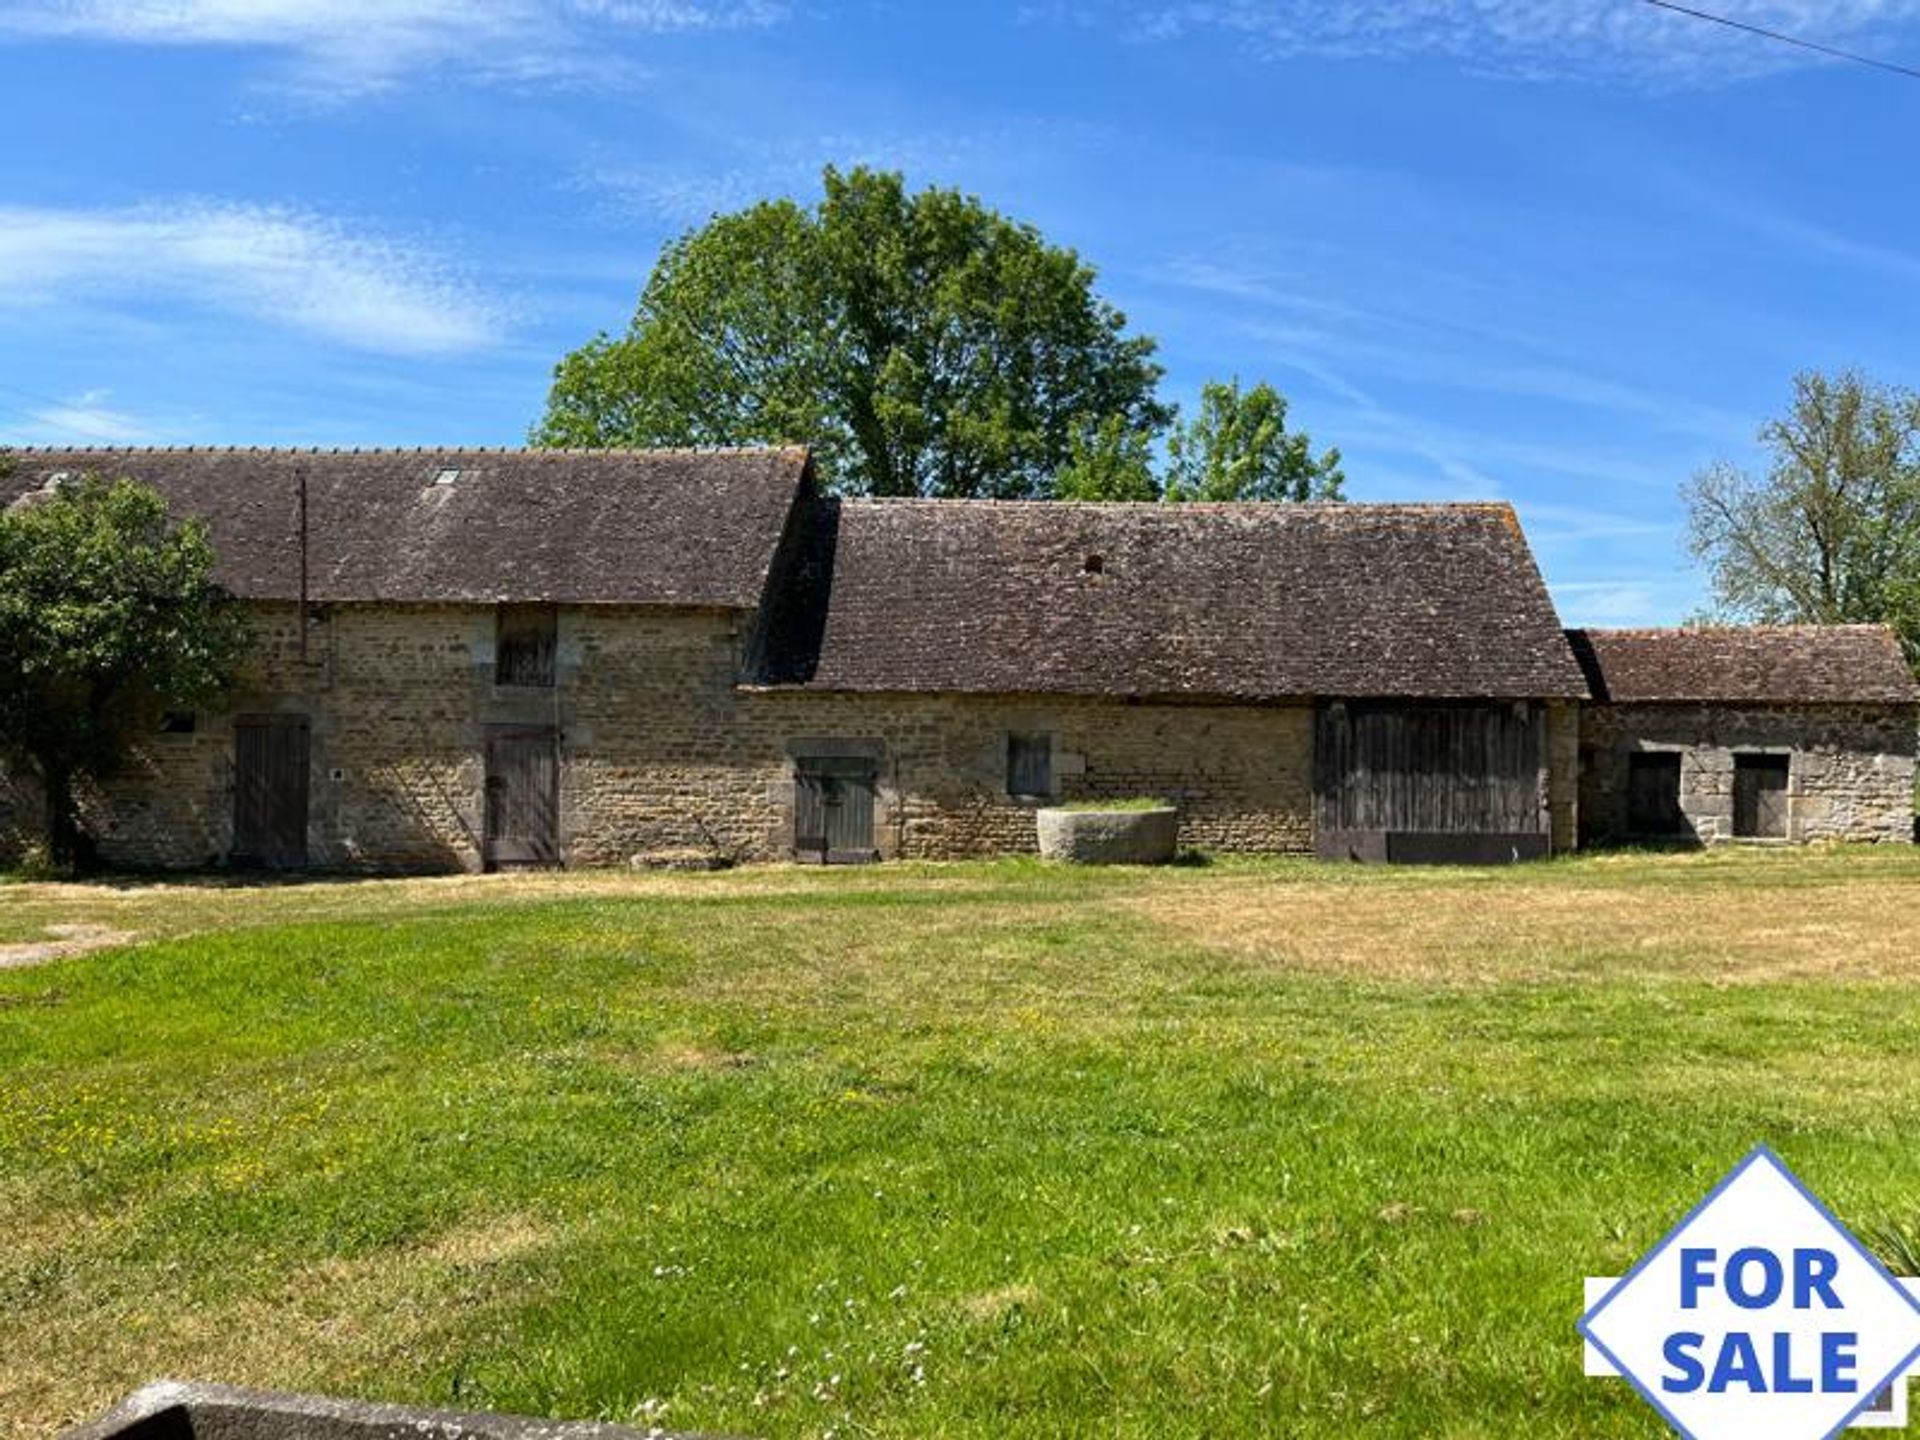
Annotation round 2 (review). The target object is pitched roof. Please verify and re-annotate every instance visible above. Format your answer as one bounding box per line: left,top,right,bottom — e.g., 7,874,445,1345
0,447,811,608
1567,625,1920,704
748,499,1589,701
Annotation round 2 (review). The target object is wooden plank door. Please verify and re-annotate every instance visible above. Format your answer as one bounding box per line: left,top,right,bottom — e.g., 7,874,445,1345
1626,752,1684,836
485,727,559,869
793,757,878,863
233,715,309,868
1314,701,1546,860
1733,755,1789,839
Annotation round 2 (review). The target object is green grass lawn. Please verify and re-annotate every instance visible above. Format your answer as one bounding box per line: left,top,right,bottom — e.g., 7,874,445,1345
4,849,1920,1438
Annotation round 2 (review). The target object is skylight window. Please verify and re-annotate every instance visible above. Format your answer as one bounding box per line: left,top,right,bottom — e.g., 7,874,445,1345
433,468,463,486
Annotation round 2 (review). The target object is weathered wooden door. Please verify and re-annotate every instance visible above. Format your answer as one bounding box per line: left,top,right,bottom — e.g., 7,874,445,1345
1733,754,1789,839
485,727,559,869
793,757,878,863
232,714,309,868
1314,701,1548,862
1626,752,1684,836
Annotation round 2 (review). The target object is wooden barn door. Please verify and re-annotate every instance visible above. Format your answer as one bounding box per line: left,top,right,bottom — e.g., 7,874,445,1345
1314,701,1548,863
1733,754,1789,839
485,726,559,869
232,715,309,868
793,757,878,864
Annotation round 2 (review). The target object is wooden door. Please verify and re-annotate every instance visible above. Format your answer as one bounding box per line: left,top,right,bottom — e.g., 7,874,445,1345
1733,755,1789,839
793,757,878,863
1626,752,1684,836
485,727,559,869
1314,701,1547,860
233,715,309,868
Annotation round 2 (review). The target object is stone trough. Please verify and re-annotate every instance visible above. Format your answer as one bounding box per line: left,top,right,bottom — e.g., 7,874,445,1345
59,1383,716,1440
1035,806,1179,865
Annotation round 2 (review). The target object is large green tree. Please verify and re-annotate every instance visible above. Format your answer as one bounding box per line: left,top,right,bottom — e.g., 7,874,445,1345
0,475,243,869
1685,370,1920,663
536,166,1171,498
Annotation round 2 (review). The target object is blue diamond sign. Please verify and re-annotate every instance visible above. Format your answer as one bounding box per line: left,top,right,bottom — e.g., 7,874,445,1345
1581,1146,1920,1439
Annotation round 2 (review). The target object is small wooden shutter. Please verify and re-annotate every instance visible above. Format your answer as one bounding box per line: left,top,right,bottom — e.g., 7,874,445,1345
233,715,309,869
1733,755,1789,839
1007,733,1052,797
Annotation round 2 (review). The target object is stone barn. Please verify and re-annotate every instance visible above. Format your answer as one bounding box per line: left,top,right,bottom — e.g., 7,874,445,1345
1568,626,1919,846
0,445,1913,870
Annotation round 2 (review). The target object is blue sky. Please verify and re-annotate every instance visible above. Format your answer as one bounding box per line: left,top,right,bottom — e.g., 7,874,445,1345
4,1,1920,625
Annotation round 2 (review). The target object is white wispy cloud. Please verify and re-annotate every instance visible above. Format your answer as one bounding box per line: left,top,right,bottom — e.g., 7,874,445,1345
1154,249,1751,443
0,0,786,98
1550,577,1703,626
0,388,162,444
1040,1,1920,86
0,202,506,355
580,122,1108,227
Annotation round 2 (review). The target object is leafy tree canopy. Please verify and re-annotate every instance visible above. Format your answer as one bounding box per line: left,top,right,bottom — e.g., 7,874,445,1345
1054,413,1159,501
537,166,1172,498
0,474,243,868
1052,379,1345,503
1685,370,1920,664
1164,378,1344,502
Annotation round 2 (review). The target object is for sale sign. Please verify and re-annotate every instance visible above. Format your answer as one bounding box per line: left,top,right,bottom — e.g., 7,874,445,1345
1581,1146,1920,1439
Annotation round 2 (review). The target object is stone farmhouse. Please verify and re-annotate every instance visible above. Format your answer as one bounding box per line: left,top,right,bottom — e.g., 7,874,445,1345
0,446,1913,871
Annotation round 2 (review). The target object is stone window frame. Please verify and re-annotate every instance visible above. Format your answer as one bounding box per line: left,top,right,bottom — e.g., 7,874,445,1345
494,604,558,689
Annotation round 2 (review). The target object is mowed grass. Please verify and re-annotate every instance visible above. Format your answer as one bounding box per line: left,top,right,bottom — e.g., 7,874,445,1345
3,849,1920,1438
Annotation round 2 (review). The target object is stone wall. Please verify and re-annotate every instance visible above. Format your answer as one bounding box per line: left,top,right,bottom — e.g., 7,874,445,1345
0,757,44,867
33,602,1319,871
1579,701,1917,846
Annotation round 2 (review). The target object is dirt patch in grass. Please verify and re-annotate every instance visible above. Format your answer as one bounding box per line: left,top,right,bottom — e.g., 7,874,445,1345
1132,873,1920,984
0,924,136,971
958,1282,1040,1322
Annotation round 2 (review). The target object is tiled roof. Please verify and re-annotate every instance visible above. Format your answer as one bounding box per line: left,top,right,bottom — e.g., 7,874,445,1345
748,498,1589,701
1567,625,1920,704
0,446,811,608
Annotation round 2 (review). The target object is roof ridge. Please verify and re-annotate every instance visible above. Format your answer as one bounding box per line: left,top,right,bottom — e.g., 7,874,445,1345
0,443,811,458
1575,622,1899,636
834,498,1511,512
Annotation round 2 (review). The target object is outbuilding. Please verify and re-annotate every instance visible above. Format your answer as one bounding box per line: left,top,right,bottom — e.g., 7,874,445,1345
1568,626,1919,846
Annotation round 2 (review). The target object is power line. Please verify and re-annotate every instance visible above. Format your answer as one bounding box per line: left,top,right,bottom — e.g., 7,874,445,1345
1641,0,1920,83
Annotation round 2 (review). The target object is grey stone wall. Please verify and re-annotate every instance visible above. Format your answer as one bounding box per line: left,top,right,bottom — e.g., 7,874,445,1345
1579,701,1917,846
